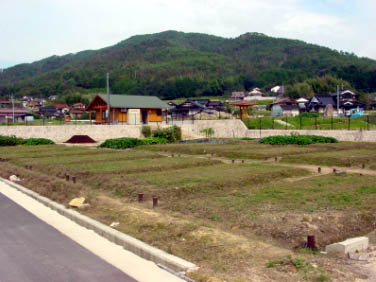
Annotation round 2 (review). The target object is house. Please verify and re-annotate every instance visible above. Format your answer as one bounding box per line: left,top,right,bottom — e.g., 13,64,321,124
67,103,87,119
171,99,224,118
0,100,11,108
70,110,87,120
307,90,364,116
39,106,61,118
26,100,42,112
231,91,246,100
0,108,28,122
337,90,358,102
244,88,264,101
86,94,170,124
270,98,299,116
55,103,70,115
172,100,206,117
72,103,86,111
306,94,337,114
296,98,309,111
331,90,364,113
271,104,300,117
371,94,376,110
20,96,33,107
270,85,285,96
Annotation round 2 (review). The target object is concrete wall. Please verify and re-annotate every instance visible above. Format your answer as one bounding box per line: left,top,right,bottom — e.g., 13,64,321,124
0,120,375,143
0,124,143,143
244,129,376,142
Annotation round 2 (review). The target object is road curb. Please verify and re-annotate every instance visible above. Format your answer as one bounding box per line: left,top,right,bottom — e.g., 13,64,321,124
0,177,199,273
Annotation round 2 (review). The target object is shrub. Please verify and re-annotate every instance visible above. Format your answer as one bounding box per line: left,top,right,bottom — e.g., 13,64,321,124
140,137,169,145
200,128,215,138
141,125,152,137
99,137,143,149
0,135,25,146
24,138,55,145
153,125,182,143
260,134,338,145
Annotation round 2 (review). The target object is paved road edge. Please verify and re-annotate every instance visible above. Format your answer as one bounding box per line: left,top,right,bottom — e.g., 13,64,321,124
0,177,199,273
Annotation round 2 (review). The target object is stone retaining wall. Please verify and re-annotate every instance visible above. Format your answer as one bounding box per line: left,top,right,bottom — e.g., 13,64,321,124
0,120,375,142
0,124,143,143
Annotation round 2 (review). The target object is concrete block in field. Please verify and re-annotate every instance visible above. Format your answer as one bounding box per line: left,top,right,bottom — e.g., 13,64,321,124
325,237,369,254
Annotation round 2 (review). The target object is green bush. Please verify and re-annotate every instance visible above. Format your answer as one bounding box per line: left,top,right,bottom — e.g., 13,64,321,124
0,135,55,146
99,136,170,149
141,125,152,137
200,128,215,138
0,135,25,146
259,134,338,145
153,125,182,143
99,137,143,149
24,138,55,145
140,137,169,145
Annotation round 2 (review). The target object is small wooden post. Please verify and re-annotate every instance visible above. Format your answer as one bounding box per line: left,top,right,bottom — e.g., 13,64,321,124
65,174,70,182
138,193,144,203
152,196,158,208
307,235,316,250
72,176,76,184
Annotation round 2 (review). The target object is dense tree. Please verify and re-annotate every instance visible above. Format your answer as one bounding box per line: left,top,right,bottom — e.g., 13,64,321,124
1,30,376,100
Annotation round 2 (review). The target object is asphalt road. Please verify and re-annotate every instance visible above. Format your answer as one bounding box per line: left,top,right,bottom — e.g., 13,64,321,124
0,193,137,282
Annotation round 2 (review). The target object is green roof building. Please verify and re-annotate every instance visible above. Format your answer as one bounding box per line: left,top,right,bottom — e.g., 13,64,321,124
87,94,170,124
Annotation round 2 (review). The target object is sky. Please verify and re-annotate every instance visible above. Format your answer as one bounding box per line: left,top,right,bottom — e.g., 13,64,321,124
0,0,375,69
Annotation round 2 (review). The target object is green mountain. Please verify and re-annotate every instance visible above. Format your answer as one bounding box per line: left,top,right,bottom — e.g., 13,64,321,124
1,30,376,99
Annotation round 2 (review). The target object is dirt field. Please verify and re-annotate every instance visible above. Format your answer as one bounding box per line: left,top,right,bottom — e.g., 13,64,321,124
1,141,376,281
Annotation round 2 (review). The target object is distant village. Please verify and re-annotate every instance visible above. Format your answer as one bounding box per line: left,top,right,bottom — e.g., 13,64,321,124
1,85,376,124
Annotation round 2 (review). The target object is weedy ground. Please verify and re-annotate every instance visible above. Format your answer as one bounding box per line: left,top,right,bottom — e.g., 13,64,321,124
1,141,376,281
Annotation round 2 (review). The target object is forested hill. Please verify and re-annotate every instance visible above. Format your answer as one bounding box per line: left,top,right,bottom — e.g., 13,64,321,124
1,30,376,99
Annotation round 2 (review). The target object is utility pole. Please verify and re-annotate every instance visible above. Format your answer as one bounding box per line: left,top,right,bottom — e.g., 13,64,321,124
11,94,15,123
106,73,110,124
337,85,340,116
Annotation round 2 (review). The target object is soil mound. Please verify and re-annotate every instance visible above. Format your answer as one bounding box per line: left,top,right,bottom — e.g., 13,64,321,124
65,135,96,144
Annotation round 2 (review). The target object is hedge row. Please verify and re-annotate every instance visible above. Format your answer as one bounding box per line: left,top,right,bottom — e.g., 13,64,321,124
100,126,182,150
259,134,338,145
0,135,55,146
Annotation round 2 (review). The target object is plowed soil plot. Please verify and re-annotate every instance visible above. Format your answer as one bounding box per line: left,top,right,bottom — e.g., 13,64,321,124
1,141,376,281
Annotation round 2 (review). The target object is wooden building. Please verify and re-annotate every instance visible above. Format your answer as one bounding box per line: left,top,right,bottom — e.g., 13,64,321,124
86,94,170,124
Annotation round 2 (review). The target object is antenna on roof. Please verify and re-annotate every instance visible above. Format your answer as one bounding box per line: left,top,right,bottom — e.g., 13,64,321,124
106,73,110,124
